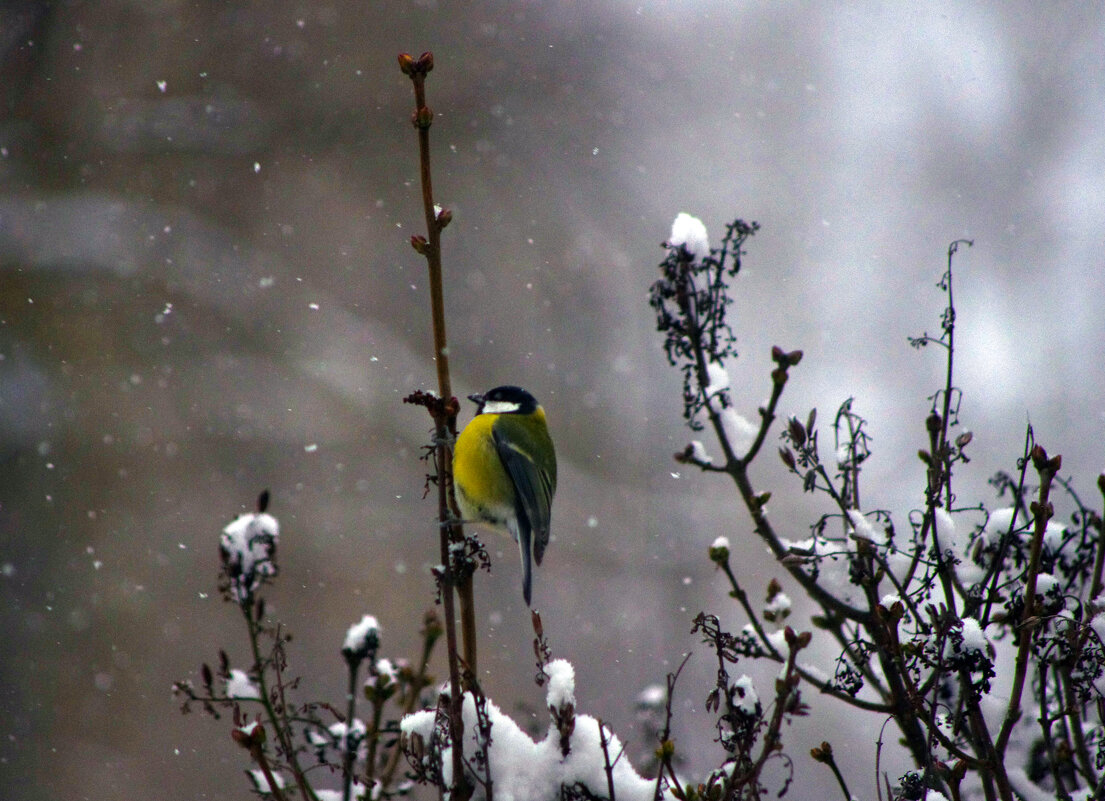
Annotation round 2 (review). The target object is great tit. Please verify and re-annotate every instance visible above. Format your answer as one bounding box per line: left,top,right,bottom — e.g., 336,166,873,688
452,386,557,606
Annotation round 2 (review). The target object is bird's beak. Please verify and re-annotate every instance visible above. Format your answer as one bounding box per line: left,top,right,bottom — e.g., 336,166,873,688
467,393,485,405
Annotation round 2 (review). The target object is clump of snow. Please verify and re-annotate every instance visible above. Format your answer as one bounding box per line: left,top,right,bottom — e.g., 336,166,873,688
669,212,711,263
711,536,731,551
226,669,260,700
981,507,1018,544
402,663,665,801
330,719,367,754
798,662,828,683
220,511,280,602
847,509,887,545
343,614,381,660
913,787,951,801
718,407,758,455
314,782,369,801
1034,572,1060,600
1043,520,1067,552
957,618,989,655
880,593,902,609
764,591,791,619
932,507,964,553
400,709,435,739
731,675,759,715
689,440,713,464
764,629,788,654
367,658,399,691
545,659,576,709
704,361,730,398
249,768,285,793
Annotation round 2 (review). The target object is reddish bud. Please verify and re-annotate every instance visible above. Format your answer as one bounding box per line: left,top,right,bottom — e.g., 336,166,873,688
412,105,434,129
1030,500,1054,521
779,447,796,471
416,51,434,72
397,53,416,75
810,742,833,762
787,417,806,447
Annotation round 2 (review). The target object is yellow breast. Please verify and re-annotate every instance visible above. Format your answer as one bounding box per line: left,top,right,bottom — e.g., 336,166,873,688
453,413,514,527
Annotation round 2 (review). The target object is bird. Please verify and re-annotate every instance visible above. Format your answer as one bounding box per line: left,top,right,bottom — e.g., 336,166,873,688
452,385,557,606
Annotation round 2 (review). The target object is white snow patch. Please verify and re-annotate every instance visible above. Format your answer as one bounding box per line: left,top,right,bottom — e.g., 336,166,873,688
847,509,886,545
227,669,260,700
669,212,710,263
343,614,381,657
689,440,712,464
402,668,665,801
718,407,758,455
732,675,759,714
545,659,576,709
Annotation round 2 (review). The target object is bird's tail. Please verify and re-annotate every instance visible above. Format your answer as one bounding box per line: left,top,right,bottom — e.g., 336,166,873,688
511,517,534,606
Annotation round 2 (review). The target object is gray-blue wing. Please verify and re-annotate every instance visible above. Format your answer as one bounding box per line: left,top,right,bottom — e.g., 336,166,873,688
493,428,555,563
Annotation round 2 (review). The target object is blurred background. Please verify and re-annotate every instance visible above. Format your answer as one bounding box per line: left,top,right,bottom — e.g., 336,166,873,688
2,1,1104,798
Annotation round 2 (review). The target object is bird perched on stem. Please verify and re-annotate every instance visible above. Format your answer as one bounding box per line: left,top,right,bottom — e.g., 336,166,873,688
453,386,557,606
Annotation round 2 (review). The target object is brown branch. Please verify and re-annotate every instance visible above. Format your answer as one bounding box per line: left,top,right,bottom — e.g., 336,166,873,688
994,446,1060,793
399,50,473,801
598,719,617,801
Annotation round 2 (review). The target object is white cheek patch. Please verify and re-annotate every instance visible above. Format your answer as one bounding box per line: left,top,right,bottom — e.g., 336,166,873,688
481,400,521,414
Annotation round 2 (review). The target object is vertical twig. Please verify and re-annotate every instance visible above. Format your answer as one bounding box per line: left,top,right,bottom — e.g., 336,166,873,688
249,740,290,801
598,719,617,801
1089,474,1105,602
994,445,1060,798
398,50,474,801
342,659,360,801
242,604,318,801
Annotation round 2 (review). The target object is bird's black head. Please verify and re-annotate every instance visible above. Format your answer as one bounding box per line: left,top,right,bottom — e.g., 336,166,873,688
468,385,539,415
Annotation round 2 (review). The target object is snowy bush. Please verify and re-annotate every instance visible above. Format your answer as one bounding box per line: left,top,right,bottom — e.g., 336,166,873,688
174,52,1105,801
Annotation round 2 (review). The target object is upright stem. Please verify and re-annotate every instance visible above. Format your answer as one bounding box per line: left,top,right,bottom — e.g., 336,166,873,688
410,70,452,402
342,659,359,801
399,51,474,801
996,450,1057,763
243,602,318,801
